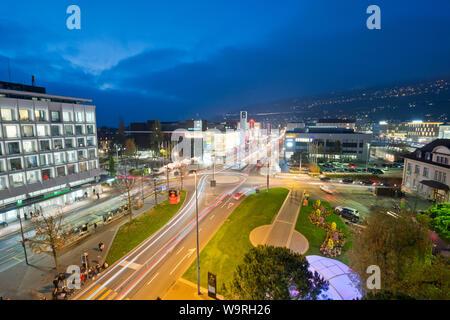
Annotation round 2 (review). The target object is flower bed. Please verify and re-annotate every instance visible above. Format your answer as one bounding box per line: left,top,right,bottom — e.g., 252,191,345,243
308,200,346,258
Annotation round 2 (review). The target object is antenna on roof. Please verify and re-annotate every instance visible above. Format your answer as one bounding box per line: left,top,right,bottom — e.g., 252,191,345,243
32,75,35,86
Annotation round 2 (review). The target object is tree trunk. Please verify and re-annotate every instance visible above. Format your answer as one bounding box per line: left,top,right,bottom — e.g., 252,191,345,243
52,247,59,271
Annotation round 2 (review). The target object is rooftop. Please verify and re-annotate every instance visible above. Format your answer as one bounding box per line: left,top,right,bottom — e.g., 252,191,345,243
0,80,92,104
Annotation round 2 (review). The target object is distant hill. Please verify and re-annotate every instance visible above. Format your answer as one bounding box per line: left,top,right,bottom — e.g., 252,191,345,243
227,78,450,123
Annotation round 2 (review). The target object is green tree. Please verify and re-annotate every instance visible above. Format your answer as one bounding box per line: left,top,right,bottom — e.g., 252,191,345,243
428,203,450,241
224,245,328,300
117,117,126,148
363,290,415,300
348,210,445,299
150,119,163,155
108,154,116,176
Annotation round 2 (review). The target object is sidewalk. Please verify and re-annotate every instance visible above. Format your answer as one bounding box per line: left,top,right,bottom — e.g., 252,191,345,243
250,189,309,255
163,278,224,300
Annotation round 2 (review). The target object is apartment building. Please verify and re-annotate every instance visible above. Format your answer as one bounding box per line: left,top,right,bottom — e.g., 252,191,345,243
402,139,449,203
0,81,100,223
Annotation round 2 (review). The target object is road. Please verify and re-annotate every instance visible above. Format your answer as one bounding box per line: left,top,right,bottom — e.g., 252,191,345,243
74,164,420,300
73,166,255,300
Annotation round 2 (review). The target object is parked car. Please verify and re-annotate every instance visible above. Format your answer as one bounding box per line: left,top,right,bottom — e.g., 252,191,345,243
320,184,335,194
348,163,356,168
335,206,360,222
359,179,375,185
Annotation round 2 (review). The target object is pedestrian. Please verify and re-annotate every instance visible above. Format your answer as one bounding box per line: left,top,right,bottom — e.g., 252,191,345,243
103,215,106,223
53,276,59,289
24,213,28,220
84,191,88,198
97,193,100,200
52,288,58,300
94,223,97,231
98,241,104,252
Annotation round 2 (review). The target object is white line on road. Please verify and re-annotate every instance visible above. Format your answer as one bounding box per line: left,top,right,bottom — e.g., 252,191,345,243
146,273,159,286
209,214,215,220
175,246,184,255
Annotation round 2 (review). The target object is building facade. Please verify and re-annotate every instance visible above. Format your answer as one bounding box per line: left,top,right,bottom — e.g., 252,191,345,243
402,139,449,203
0,82,100,223
316,119,355,130
284,127,371,162
379,121,446,144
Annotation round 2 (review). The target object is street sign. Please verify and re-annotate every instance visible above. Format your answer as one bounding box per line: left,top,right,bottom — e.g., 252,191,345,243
208,272,217,299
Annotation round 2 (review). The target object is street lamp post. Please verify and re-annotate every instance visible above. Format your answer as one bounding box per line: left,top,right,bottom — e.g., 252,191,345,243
266,159,270,192
153,177,158,206
194,171,201,295
17,209,29,265
167,166,170,199
141,172,144,204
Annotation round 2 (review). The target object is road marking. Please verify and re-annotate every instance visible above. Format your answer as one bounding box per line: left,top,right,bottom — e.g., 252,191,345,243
146,272,159,285
12,256,23,262
99,289,112,300
227,203,233,209
209,214,215,220
107,291,117,300
120,260,142,270
170,248,195,275
175,246,184,255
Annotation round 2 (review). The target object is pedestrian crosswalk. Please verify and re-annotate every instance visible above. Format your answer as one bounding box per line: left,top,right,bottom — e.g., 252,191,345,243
82,284,120,300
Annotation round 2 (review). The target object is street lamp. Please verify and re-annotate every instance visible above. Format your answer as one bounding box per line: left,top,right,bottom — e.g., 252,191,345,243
17,209,29,265
194,170,201,295
153,177,158,206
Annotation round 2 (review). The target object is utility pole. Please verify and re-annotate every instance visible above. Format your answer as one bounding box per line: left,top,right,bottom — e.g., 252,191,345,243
194,171,201,295
299,152,302,172
153,177,158,206
141,172,144,203
166,166,170,199
210,154,216,188
266,159,270,192
365,143,370,173
17,209,29,265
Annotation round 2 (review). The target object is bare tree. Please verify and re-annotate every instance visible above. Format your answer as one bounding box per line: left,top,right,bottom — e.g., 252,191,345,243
28,209,70,271
115,169,138,223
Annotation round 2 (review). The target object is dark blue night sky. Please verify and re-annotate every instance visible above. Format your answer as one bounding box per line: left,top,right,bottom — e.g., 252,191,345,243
1,1,449,126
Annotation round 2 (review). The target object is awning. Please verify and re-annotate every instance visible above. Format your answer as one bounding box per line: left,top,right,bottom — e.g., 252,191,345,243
420,180,449,191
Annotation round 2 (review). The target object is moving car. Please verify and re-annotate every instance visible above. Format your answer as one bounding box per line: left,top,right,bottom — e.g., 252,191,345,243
335,206,360,222
341,178,354,184
232,192,245,200
319,176,331,182
359,179,375,186
320,184,335,194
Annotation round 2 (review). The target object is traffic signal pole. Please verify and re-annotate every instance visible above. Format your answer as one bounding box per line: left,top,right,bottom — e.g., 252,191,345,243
17,210,29,265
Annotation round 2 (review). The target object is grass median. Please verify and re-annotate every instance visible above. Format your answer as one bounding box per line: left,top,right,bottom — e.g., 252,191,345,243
183,187,289,293
295,198,352,264
106,190,186,265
